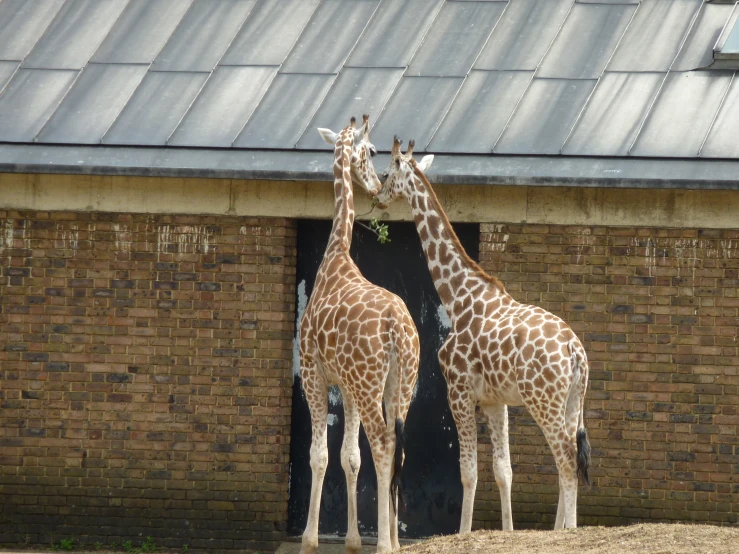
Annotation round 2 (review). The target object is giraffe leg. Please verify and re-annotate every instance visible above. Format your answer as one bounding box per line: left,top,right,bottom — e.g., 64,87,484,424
481,404,513,531
360,401,394,554
555,486,565,529
556,448,579,529
341,392,362,554
449,386,478,534
538,417,579,529
384,375,401,552
300,368,329,554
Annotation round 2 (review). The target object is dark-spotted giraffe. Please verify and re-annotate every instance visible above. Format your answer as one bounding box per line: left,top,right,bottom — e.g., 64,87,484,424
375,137,591,531
299,119,420,554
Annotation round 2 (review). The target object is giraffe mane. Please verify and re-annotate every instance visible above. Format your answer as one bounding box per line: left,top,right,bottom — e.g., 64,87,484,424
410,158,505,293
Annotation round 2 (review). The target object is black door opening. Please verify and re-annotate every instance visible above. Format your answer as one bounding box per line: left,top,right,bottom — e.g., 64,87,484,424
288,219,480,539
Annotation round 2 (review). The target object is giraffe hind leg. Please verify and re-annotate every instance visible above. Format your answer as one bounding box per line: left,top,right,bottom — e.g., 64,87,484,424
340,390,363,554
299,364,329,554
481,404,513,531
358,400,395,554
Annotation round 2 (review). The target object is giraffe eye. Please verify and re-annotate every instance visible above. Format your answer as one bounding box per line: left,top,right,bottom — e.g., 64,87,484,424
369,147,376,158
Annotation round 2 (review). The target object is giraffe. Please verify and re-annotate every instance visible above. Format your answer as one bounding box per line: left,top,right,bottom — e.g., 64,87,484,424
299,118,420,554
374,137,591,532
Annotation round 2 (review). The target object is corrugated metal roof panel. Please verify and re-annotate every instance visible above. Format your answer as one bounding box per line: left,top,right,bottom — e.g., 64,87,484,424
0,68,77,142
607,0,702,72
563,72,665,156
36,64,148,144
495,78,596,155
280,0,380,74
347,0,444,68
91,0,193,64
538,3,636,79
672,3,733,71
371,76,464,151
220,0,320,66
103,71,209,146
475,0,572,71
429,70,532,153
167,66,277,147
0,0,64,61
408,1,506,77
21,0,128,70
152,0,257,72
296,67,404,150
701,74,739,158
234,73,335,149
631,71,732,157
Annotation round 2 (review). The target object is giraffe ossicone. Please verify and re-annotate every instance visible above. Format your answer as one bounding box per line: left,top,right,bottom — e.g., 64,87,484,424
298,117,420,554
375,136,591,532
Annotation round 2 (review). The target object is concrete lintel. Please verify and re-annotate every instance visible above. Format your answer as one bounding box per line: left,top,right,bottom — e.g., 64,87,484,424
2,173,739,229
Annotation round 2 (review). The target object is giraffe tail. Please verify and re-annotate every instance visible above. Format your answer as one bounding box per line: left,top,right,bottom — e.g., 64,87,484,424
571,344,591,487
391,417,406,513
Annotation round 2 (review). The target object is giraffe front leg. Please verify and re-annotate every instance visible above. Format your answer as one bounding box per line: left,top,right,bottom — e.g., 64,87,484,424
481,404,513,531
341,392,362,554
448,383,478,534
300,368,329,554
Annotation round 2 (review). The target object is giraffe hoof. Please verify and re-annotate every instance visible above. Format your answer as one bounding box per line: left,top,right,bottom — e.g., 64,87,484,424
346,535,362,554
300,538,319,554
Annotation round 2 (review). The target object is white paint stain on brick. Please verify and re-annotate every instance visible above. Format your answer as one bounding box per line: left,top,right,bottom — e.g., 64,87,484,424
113,223,132,252
488,224,510,253
571,227,595,265
157,225,214,254
292,280,308,379
1,220,13,252
55,223,79,252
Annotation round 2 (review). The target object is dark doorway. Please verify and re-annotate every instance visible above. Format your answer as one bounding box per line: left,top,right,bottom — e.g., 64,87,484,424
287,219,480,539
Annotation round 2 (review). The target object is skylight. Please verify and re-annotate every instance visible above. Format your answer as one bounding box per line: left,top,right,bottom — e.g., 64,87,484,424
713,2,739,64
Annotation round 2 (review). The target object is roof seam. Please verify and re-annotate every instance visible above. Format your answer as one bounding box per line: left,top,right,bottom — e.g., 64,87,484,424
492,0,577,153
86,0,133,68
357,0,446,145
291,0,386,147
164,0,259,146
559,0,641,154
425,0,512,150
627,0,705,156
698,70,735,157
31,66,84,142
98,64,151,145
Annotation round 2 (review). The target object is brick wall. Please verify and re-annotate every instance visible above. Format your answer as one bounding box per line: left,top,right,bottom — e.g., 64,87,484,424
0,211,296,552
476,224,739,529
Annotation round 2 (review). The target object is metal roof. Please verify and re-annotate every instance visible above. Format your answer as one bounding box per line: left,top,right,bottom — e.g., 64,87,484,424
0,0,739,187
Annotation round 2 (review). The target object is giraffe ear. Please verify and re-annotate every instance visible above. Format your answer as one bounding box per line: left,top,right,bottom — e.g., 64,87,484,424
418,155,434,172
317,128,339,145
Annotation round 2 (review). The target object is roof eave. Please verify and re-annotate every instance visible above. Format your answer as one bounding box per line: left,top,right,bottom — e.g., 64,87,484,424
1,144,738,190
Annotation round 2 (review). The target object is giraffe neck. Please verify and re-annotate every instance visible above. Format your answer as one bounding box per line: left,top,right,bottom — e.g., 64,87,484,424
407,165,504,314
325,136,354,254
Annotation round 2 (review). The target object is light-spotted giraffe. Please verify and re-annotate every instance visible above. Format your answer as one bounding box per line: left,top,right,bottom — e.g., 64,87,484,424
299,118,420,554
375,137,590,531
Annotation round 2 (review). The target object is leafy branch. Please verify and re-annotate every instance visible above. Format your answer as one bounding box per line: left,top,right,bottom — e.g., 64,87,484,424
355,199,391,244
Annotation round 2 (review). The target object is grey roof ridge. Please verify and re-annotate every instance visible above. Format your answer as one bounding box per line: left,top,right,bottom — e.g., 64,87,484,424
1,143,738,190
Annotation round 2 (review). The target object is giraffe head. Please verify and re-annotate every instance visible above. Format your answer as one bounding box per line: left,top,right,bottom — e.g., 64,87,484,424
375,136,434,209
318,114,382,196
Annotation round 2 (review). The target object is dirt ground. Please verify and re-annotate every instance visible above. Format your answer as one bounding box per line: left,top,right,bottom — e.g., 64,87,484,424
400,523,739,554
2,524,738,554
